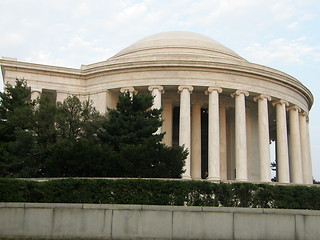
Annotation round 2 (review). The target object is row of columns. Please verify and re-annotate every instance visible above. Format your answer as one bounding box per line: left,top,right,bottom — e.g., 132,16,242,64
272,100,313,184
119,85,313,184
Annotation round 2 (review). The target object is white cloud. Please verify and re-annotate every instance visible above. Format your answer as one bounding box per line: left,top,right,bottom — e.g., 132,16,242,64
68,37,93,49
24,51,53,65
73,2,91,17
287,21,299,30
243,38,320,65
270,2,296,21
0,33,24,46
116,2,147,23
207,0,259,19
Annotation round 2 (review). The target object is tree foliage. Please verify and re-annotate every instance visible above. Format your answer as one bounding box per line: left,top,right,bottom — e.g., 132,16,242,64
0,79,35,176
0,80,187,178
42,96,105,177
99,93,163,150
97,92,186,178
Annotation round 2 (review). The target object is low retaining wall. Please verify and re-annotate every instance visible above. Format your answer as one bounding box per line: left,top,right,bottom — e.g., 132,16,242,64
1,203,320,240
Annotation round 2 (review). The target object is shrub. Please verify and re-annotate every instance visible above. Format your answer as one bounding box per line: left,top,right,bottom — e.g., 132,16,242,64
0,178,319,210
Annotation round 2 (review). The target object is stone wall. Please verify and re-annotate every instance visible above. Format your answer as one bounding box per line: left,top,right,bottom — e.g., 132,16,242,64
1,202,320,239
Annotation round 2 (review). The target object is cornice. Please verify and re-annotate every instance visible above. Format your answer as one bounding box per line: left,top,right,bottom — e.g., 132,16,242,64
0,56,313,109
82,58,313,108
0,58,82,78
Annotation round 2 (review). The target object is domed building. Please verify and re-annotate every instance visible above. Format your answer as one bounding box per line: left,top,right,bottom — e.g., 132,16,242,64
0,31,313,184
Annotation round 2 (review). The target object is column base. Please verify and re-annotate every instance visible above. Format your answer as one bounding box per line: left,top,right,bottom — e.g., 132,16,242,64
235,178,248,182
207,177,221,181
181,176,192,180
260,179,271,183
192,177,202,180
278,179,290,184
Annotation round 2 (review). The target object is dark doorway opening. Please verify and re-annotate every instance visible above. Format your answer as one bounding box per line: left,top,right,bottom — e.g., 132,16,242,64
172,107,180,147
201,108,208,179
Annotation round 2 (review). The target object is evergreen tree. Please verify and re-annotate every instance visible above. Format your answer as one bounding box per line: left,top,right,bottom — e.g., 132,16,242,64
31,96,57,176
99,92,163,150
98,92,187,178
0,79,35,176
0,81,186,178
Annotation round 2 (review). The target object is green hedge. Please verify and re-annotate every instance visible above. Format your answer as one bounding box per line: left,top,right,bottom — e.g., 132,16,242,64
0,178,320,210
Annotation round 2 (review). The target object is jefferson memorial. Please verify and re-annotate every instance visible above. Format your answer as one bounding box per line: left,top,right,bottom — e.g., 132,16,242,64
0,31,313,184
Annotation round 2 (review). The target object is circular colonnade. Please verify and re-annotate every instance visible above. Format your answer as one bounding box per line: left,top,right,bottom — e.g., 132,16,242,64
2,31,313,184
99,31,313,184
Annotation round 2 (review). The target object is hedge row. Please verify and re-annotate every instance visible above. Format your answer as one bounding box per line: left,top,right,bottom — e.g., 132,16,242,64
0,178,320,210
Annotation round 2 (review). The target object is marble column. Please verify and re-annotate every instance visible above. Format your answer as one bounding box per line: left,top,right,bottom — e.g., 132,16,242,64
305,116,313,184
178,85,193,179
162,103,173,146
288,105,303,184
254,94,271,182
231,90,249,181
148,86,164,135
272,100,290,183
31,90,41,101
206,87,223,181
148,86,164,109
191,103,202,179
31,90,41,109
299,112,313,184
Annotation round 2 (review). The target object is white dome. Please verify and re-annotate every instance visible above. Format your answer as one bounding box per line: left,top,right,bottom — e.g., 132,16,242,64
110,31,246,61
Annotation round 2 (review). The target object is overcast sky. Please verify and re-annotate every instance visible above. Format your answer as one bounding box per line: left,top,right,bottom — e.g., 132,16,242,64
1,0,319,180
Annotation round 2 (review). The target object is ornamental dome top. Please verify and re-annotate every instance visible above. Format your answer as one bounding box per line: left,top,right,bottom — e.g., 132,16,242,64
110,31,246,62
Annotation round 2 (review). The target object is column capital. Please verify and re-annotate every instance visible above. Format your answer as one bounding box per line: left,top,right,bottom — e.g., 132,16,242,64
120,87,137,94
178,85,193,93
299,111,310,123
253,94,271,102
31,89,42,94
272,99,289,107
231,90,249,98
148,85,164,93
287,105,301,112
205,86,222,95
299,111,308,117
31,90,42,101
